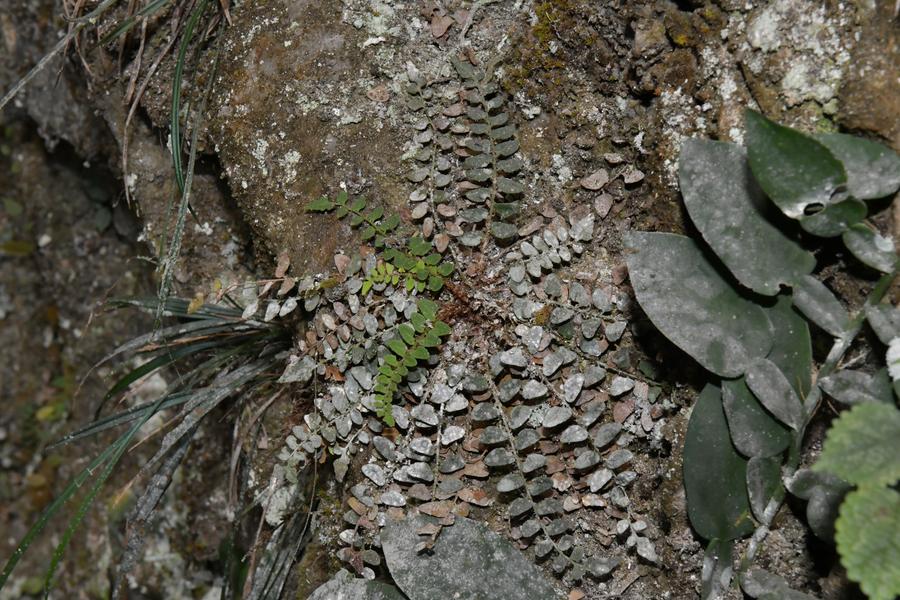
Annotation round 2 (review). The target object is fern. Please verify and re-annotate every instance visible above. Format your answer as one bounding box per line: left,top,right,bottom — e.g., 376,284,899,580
374,299,451,426
307,194,454,294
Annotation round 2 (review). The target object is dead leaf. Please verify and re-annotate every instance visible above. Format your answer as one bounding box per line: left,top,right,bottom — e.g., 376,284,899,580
419,501,453,518
463,462,489,478
275,251,291,278
324,365,345,381
431,14,454,38
366,84,390,103
458,487,493,507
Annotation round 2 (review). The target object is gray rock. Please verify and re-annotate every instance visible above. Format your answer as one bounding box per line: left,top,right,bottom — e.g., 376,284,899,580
636,537,658,563
509,498,534,519
550,306,574,325
605,321,627,342
583,365,607,388
409,437,434,456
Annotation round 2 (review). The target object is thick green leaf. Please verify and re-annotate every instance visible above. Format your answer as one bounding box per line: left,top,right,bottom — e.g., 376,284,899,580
745,358,803,430
306,196,335,212
432,320,451,337
684,384,755,541
741,569,819,600
799,199,866,238
701,539,734,600
792,275,850,337
765,295,813,398
417,299,438,321
785,469,850,541
624,232,773,377
813,402,900,487
818,369,893,405
866,304,900,345
722,378,791,458
843,224,897,273
679,139,815,295
381,515,560,600
815,133,900,200
408,237,431,256
745,109,847,220
746,456,782,523
386,338,408,356
309,570,406,600
835,486,900,600
398,324,416,345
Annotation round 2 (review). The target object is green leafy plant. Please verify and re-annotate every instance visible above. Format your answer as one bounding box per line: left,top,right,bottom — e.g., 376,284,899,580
307,193,454,294
625,109,900,599
374,299,452,426
0,296,290,596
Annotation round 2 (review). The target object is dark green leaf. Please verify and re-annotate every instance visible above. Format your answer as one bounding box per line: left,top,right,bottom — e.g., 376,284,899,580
813,402,900,487
306,197,334,212
745,109,847,220
624,232,773,377
437,262,454,276
464,154,492,169
843,224,897,273
383,213,401,231
366,206,384,222
815,133,900,200
408,236,432,256
722,378,791,458
745,358,804,430
465,168,493,183
741,569,819,600
411,346,430,361
684,384,755,541
398,324,416,345
496,140,520,157
335,190,348,205
679,139,815,295
786,468,850,541
309,570,406,600
403,353,418,367
497,157,523,174
427,275,444,291
418,299,438,321
432,320,451,337
799,198,866,237
792,275,850,337
360,226,376,241
866,304,900,345
381,516,560,600
410,312,427,332
421,334,441,347
466,188,492,204
764,295,813,399
386,338,407,356
819,369,893,405
746,455,782,522
351,198,366,212
835,486,900,600
497,178,524,195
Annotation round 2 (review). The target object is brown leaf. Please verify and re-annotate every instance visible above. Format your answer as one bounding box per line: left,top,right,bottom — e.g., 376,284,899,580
417,523,442,537
580,169,609,191
275,251,291,278
613,397,635,423
324,365,345,381
419,501,453,518
458,487,493,507
431,14,454,38
366,84,391,103
463,462,489,478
